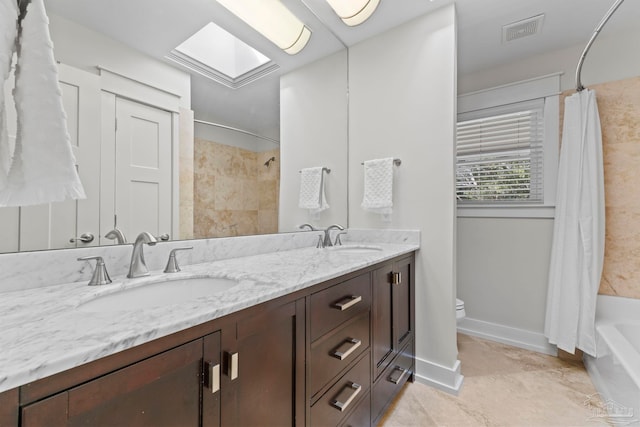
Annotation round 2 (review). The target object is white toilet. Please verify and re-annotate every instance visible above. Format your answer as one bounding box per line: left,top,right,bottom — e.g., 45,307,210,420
456,298,466,323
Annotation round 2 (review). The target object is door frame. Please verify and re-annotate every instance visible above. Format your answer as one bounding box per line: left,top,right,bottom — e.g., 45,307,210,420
98,68,181,243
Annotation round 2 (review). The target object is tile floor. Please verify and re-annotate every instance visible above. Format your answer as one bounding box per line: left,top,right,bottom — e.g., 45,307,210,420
380,334,610,426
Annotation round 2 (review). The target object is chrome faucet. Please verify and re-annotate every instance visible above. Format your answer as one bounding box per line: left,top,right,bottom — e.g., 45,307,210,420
299,223,317,231
127,232,157,278
323,224,345,248
105,228,127,244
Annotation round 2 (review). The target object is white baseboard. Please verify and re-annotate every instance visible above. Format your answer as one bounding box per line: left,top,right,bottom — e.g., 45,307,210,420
414,357,464,395
457,317,558,356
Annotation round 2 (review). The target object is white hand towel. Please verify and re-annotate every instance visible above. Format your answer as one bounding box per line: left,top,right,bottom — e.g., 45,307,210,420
298,167,329,214
0,0,18,192
361,158,394,220
0,0,86,207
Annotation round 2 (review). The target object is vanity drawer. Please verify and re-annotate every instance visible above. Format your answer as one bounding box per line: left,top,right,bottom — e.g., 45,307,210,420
310,311,370,396
311,273,371,341
310,352,370,427
372,341,414,423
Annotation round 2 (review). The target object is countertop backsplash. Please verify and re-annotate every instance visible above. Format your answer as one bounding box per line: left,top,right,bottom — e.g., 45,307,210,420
0,229,420,293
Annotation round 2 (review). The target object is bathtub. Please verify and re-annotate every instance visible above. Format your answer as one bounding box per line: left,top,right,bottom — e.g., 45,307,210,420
584,295,640,424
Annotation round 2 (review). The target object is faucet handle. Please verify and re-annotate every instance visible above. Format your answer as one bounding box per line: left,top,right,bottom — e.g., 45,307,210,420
164,247,193,273
334,231,347,246
77,256,112,286
156,233,170,241
316,234,324,249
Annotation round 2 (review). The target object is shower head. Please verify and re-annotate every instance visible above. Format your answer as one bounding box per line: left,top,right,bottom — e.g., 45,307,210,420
264,156,276,167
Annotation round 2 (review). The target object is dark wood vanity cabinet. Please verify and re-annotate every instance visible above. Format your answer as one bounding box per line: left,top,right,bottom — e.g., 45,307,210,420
10,253,415,427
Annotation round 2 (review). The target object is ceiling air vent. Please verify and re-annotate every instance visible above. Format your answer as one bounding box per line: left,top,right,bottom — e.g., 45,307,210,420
502,14,544,43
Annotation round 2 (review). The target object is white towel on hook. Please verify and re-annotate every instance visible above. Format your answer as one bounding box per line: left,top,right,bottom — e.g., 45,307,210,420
361,158,394,221
298,167,329,214
0,0,85,206
0,0,19,192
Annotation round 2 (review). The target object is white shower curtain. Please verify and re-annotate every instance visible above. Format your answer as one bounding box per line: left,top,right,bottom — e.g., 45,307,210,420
544,89,605,357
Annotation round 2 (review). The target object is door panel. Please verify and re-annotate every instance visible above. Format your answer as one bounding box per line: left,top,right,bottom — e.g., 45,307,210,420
115,98,172,240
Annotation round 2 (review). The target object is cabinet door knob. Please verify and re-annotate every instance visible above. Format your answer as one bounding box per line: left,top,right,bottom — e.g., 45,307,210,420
331,382,362,412
333,295,362,311
204,361,220,393
388,366,410,384
332,338,362,361
225,351,239,380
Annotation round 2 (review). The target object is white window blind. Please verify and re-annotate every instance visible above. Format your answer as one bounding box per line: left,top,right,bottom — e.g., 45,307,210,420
456,101,545,204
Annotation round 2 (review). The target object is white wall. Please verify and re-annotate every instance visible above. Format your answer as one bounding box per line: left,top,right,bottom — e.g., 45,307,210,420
49,13,191,109
456,25,640,353
348,6,460,391
279,50,349,232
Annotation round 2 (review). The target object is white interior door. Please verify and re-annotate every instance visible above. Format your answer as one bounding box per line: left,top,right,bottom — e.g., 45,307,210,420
114,97,172,241
19,64,101,251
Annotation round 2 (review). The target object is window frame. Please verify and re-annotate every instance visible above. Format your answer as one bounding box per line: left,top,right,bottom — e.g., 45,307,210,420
456,74,560,218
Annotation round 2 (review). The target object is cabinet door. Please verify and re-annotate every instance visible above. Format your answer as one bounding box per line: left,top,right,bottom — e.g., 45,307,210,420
372,256,415,381
222,300,304,427
372,265,393,380
393,256,413,352
67,339,203,426
22,338,208,427
17,64,101,252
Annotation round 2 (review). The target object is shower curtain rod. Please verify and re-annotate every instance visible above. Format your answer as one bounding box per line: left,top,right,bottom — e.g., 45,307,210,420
575,0,625,92
194,119,280,145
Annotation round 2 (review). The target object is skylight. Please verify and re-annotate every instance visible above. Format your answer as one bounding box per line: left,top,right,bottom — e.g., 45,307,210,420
167,22,279,89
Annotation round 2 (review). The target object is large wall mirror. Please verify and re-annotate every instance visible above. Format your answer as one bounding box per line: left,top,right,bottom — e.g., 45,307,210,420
0,0,348,253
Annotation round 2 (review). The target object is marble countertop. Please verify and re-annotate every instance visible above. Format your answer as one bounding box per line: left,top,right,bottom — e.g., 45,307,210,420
0,242,417,394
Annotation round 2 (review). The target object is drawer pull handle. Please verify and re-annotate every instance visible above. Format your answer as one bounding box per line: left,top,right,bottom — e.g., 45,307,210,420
388,366,410,385
391,272,402,285
331,382,362,412
204,361,220,393
334,295,362,311
332,338,362,360
225,351,238,380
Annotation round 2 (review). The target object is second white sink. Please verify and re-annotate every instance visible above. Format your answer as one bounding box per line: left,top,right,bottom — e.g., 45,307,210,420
78,277,239,312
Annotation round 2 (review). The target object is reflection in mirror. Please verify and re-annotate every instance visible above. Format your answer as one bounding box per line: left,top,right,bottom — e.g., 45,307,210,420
0,0,347,253
192,121,280,239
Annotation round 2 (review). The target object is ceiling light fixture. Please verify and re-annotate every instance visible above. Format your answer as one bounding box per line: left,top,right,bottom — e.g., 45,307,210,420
325,0,381,26
216,0,311,55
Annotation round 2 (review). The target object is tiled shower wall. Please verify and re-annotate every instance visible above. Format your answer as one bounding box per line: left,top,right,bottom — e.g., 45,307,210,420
193,138,279,238
561,76,640,299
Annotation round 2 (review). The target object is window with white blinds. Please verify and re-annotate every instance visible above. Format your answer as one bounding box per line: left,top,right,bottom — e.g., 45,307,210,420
456,101,545,204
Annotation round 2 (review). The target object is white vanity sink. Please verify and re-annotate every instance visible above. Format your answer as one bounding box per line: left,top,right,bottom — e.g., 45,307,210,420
329,245,383,254
78,277,240,312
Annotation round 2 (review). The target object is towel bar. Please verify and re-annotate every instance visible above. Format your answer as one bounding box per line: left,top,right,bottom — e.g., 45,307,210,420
298,167,331,173
361,158,401,166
